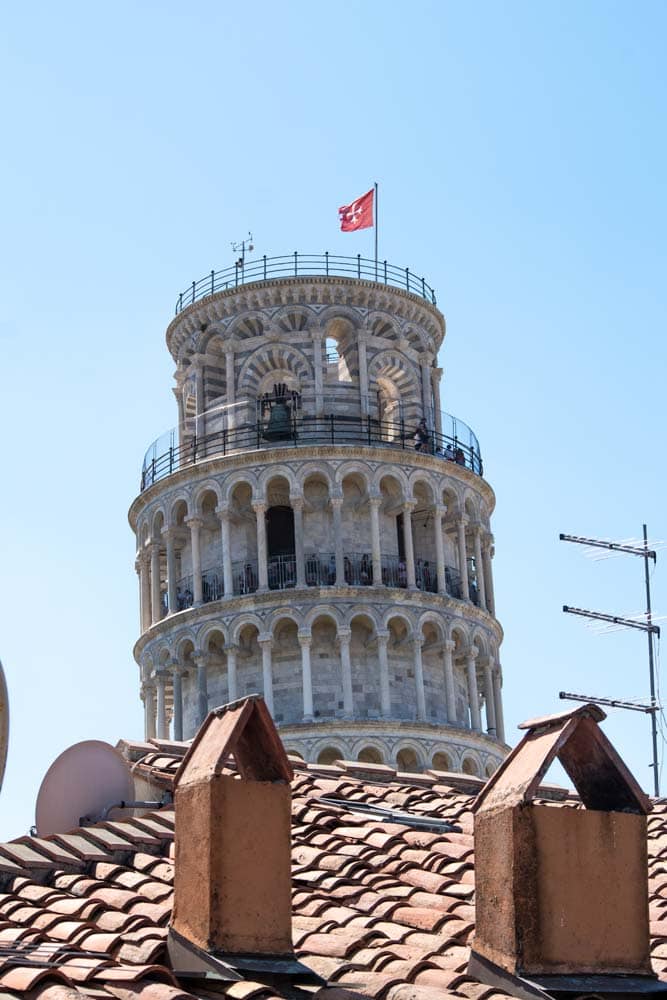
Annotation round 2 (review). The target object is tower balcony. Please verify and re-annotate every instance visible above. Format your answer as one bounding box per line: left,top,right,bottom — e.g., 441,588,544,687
174,252,437,315
140,409,483,492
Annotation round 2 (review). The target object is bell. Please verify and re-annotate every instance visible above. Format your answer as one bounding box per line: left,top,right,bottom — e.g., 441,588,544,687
263,400,292,440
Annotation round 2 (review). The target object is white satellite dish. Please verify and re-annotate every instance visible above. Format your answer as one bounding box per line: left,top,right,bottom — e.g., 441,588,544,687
35,740,134,836
0,661,9,797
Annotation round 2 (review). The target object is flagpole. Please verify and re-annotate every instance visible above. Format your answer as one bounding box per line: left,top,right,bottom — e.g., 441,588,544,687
374,181,378,281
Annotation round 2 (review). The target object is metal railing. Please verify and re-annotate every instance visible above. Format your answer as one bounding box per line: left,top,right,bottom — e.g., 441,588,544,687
232,560,258,596
141,411,482,491
161,556,468,610
306,553,336,586
175,253,437,314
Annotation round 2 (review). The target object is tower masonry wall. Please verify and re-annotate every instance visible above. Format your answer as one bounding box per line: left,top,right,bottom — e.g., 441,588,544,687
130,273,507,776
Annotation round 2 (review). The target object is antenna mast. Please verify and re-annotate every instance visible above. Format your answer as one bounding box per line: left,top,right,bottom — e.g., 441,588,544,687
560,524,661,796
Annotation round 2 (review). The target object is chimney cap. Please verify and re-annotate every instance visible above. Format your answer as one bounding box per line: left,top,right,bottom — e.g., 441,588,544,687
473,702,651,816
174,695,293,788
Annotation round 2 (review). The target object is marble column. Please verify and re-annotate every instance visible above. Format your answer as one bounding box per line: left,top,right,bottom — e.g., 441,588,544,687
150,541,161,624
466,649,481,732
421,361,433,424
473,527,487,611
162,528,178,614
298,631,313,721
187,517,203,605
412,636,427,721
195,365,206,441
225,644,238,702
433,504,446,595
170,661,184,741
194,650,209,729
402,502,417,588
358,335,369,416
493,667,506,743
377,630,391,717
369,496,383,586
313,332,324,415
155,671,167,740
483,657,497,736
225,344,235,430
253,502,268,591
338,628,353,718
432,367,443,438
457,517,470,601
138,552,151,632
258,634,274,714
331,497,345,586
217,505,233,597
482,535,496,616
144,682,156,740
443,639,457,723
292,497,306,588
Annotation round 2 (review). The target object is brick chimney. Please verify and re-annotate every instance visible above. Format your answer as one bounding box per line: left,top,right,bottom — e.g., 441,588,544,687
170,695,294,958
470,704,653,980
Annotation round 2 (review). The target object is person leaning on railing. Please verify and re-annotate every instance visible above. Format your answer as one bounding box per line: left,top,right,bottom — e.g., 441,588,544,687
414,418,430,453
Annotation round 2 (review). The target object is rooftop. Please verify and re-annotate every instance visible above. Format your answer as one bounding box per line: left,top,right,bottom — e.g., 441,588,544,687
0,741,665,1000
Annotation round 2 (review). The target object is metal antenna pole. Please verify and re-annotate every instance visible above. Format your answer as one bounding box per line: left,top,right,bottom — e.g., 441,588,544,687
644,523,660,797
561,524,662,796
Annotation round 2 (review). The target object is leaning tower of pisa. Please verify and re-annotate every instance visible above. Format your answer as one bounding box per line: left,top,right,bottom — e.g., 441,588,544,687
128,252,507,776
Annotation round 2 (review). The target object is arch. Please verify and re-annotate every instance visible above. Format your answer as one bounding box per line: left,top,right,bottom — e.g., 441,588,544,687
226,310,267,342
367,350,421,410
284,747,305,760
441,484,461,518
383,610,414,637
222,472,258,504
304,605,342,630
174,632,198,662
231,614,265,645
317,746,344,766
432,750,453,772
367,311,400,342
192,481,223,513
334,461,373,492
269,609,302,635
151,508,166,539
375,469,410,501
461,754,481,777
299,466,334,495
395,743,423,773
410,474,436,505
417,612,446,642
274,305,316,333
238,343,312,396
357,746,384,764
485,760,497,778
198,622,229,650
317,304,362,331
260,467,298,502
168,494,190,526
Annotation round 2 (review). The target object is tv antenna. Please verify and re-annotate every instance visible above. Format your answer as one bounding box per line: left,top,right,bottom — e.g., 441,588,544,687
231,232,254,270
560,524,662,796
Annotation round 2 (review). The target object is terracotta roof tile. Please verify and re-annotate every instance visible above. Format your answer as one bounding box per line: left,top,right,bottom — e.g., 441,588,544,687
0,740,661,1000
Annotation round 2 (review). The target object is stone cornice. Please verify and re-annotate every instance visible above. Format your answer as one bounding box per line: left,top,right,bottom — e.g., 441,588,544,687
131,583,504,661
128,443,496,527
165,275,446,361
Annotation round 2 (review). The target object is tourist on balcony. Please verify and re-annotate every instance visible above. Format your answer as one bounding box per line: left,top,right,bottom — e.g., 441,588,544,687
328,554,337,585
414,418,430,452
444,442,455,461
454,446,466,466
360,553,371,585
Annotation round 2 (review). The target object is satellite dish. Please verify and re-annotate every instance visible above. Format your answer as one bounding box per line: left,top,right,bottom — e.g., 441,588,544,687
35,740,134,836
0,661,9,796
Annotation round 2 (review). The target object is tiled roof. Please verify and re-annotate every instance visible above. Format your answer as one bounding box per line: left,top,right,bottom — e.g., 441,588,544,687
0,740,665,1000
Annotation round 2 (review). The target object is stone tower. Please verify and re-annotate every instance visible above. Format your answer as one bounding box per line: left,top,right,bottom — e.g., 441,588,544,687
129,253,506,775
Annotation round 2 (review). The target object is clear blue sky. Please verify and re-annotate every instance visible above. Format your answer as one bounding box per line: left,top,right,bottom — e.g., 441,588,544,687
0,1,665,837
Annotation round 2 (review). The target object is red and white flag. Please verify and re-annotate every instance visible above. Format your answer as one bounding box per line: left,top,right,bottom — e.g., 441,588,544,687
338,188,374,232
